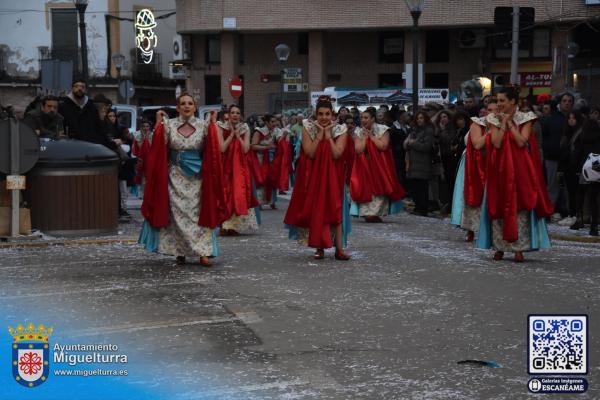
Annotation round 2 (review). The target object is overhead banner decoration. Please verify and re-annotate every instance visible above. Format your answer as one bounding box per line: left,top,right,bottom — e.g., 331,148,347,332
135,9,158,64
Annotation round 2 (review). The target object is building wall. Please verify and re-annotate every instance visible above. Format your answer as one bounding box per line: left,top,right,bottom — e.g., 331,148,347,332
117,0,176,78
177,0,598,33
0,0,109,79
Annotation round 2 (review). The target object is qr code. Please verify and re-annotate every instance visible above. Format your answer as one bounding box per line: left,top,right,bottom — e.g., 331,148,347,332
528,315,587,374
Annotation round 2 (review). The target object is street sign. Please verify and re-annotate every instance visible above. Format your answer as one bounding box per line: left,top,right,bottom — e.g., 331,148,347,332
283,68,302,84
418,88,449,105
229,77,243,99
0,120,40,175
119,80,135,99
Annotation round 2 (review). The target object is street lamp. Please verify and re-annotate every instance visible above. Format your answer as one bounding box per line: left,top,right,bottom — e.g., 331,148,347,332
404,0,425,112
112,53,125,102
275,43,291,114
73,0,89,81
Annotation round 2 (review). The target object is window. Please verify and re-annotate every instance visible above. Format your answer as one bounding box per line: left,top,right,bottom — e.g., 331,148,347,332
206,35,220,64
426,30,450,63
51,8,79,72
378,74,404,88
379,33,404,63
425,73,449,88
298,33,308,55
238,35,244,64
492,7,546,59
327,74,341,83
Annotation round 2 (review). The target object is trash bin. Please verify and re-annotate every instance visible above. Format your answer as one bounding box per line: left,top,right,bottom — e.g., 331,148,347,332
27,139,120,236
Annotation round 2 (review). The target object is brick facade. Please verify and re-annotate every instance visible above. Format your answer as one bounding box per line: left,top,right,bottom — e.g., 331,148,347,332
176,1,600,114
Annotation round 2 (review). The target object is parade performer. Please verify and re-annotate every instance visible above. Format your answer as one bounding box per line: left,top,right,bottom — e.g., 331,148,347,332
139,93,227,267
284,96,351,261
350,109,406,222
217,104,260,236
131,119,153,197
451,101,497,242
477,86,553,262
251,114,280,209
268,121,293,195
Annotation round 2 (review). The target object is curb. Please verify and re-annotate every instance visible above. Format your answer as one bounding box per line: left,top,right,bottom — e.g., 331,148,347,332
0,238,138,249
549,234,600,244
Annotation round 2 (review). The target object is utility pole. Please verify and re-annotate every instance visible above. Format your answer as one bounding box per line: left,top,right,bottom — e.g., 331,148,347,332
510,6,520,85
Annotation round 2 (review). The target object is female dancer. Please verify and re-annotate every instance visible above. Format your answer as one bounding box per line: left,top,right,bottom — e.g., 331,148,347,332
350,108,406,222
217,104,260,236
139,93,226,267
451,100,497,241
284,96,351,260
251,114,280,209
478,86,553,262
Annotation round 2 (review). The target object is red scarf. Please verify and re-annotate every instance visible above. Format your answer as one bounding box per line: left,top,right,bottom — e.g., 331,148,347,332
222,129,259,217
464,138,486,207
141,121,227,229
486,127,554,241
141,122,170,228
268,137,292,191
284,136,345,249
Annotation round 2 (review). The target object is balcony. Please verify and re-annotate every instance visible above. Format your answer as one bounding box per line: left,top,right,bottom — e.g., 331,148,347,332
131,48,163,83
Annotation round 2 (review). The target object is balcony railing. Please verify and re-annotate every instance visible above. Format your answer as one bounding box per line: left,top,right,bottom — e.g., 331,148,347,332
131,49,163,82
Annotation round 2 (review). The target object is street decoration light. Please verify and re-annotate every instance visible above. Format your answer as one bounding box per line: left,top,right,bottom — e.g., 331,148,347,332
73,0,89,81
135,9,158,64
274,44,291,114
404,0,425,111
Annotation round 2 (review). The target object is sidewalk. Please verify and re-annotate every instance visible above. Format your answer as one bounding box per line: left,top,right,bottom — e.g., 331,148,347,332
1,197,599,248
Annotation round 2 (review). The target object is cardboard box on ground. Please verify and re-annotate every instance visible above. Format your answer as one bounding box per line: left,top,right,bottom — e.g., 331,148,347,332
0,181,31,235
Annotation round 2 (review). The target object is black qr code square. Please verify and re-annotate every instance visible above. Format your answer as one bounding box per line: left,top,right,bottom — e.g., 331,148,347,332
528,315,587,374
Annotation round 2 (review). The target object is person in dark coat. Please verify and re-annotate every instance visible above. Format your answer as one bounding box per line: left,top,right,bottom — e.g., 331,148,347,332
570,113,600,235
404,111,435,216
390,108,411,186
59,78,113,148
22,95,64,138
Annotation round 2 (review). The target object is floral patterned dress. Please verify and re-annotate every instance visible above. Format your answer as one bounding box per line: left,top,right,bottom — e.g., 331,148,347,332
219,121,259,232
157,116,217,257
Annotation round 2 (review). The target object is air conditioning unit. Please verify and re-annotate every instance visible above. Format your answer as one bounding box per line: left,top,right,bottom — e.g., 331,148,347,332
172,34,191,61
458,29,486,48
169,63,187,80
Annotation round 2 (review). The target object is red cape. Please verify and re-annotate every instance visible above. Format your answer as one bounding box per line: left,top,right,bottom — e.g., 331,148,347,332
464,138,486,207
222,129,259,217
486,128,554,241
284,136,346,249
133,137,151,185
141,120,227,230
350,137,405,203
268,137,292,191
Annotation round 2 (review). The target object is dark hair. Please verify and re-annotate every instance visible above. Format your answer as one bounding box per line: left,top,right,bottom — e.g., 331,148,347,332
217,110,227,121
435,110,452,127
344,114,355,123
176,92,196,105
41,95,59,106
362,108,376,120
453,110,469,127
414,110,431,125
498,86,519,103
228,104,241,113
338,106,349,113
72,78,87,87
264,113,276,123
559,92,575,103
566,110,585,129
315,96,333,112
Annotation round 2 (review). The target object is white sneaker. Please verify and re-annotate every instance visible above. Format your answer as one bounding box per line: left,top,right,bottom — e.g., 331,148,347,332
558,216,575,226
551,213,562,223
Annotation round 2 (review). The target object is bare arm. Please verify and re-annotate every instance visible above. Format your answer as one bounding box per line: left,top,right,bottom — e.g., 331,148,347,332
301,128,320,159
370,130,390,151
469,124,486,150
218,126,234,153
354,135,366,154
510,121,532,148
251,131,270,151
329,133,347,160
490,125,505,149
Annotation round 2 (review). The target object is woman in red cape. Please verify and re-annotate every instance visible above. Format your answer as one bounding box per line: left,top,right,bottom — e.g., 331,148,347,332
479,86,553,262
350,108,406,222
284,97,351,261
217,104,259,236
251,114,279,209
450,101,497,241
139,93,227,267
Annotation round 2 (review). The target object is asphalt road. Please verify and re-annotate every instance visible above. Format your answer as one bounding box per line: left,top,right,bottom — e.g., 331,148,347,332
1,200,599,399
